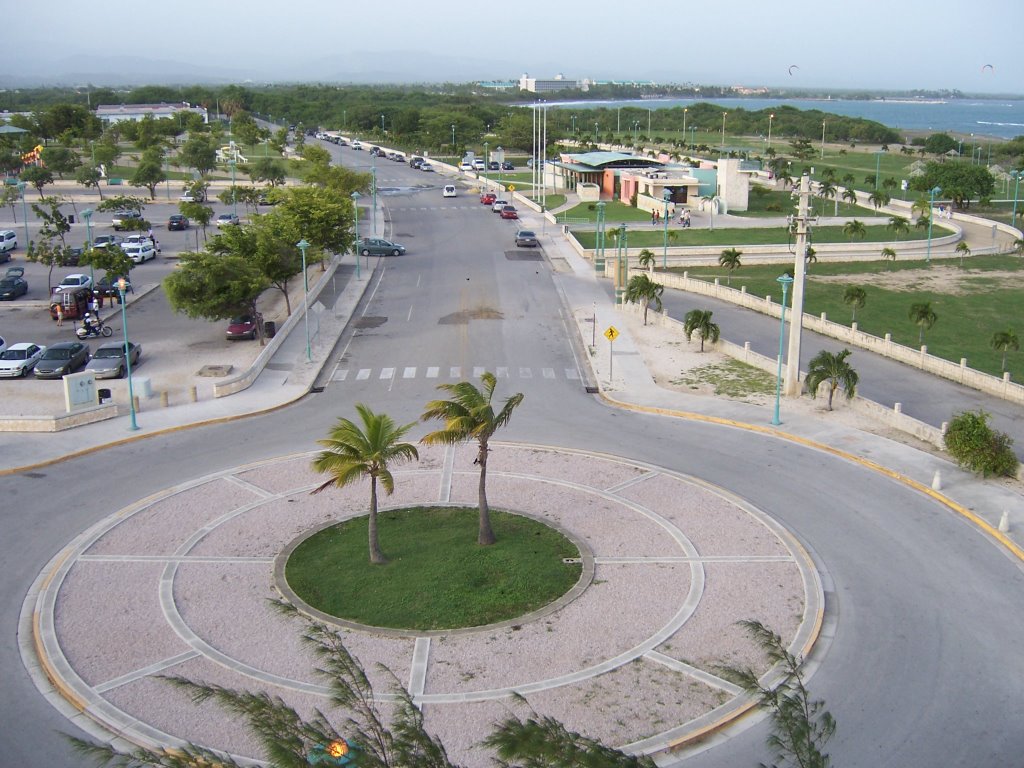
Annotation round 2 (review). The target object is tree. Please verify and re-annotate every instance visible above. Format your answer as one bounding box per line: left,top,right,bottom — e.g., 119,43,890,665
21,165,54,197
97,194,147,215
273,185,355,256
912,161,994,210
718,247,742,285
886,215,909,240
817,180,836,215
955,240,971,266
908,301,938,344
130,159,165,200
842,286,867,322
804,348,859,410
75,165,104,200
944,410,1019,478
180,201,214,242
842,219,866,241
164,249,268,340
911,196,932,219
251,156,287,187
990,329,1019,373
624,273,664,325
92,139,121,172
880,246,897,267
79,245,135,284
40,145,80,179
26,197,73,288
178,133,218,177
637,248,656,276
841,187,858,207
718,620,836,768
311,404,419,564
684,309,720,352
1,185,20,221
867,189,891,210
421,372,525,546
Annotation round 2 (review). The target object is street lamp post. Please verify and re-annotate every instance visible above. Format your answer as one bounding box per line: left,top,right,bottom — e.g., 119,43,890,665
689,126,696,148
16,182,29,248
350,191,361,280
721,112,727,154
297,239,311,362
875,151,882,189
662,188,671,269
682,108,688,147
571,114,576,134
1010,170,1023,227
820,120,826,159
81,208,94,285
926,185,942,263
772,274,794,426
229,158,237,217
767,113,774,149
116,278,139,431
380,114,385,133
483,141,489,190
451,123,456,153
371,154,378,237
647,108,652,137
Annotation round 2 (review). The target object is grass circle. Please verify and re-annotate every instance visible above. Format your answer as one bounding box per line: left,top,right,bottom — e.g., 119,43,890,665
284,506,582,631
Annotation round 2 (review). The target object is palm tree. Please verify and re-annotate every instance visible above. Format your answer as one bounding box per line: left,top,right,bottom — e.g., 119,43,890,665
1013,237,1024,255
804,348,859,411
990,329,1019,372
955,240,971,267
887,215,910,240
625,273,664,325
908,301,938,345
868,189,891,210
718,247,742,285
841,172,856,189
881,246,897,268
842,219,867,241
684,309,720,352
911,197,932,219
841,187,859,207
421,372,525,546
804,245,817,271
637,248,656,276
842,286,867,323
818,180,837,215
311,404,420,564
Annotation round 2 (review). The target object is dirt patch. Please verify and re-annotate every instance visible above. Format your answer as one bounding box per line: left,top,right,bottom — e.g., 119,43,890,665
812,265,1024,295
438,308,504,324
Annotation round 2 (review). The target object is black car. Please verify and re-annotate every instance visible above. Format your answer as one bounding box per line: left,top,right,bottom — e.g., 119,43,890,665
95,274,133,298
34,341,90,379
0,267,27,300
488,161,500,170
168,214,190,231
501,161,515,170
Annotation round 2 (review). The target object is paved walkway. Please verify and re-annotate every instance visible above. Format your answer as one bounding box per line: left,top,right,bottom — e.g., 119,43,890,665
13,174,1024,766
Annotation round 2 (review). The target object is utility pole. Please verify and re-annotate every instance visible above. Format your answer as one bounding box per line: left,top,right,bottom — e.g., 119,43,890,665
784,174,815,397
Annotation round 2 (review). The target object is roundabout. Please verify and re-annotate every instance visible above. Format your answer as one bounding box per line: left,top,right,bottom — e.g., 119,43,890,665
28,443,823,766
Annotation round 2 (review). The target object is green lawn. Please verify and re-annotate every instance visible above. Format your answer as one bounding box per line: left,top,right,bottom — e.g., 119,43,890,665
285,506,581,631
743,187,875,218
573,223,939,249
525,193,566,210
668,253,1024,379
558,200,654,223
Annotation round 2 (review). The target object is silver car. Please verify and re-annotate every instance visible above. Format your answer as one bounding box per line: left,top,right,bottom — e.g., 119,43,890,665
85,341,141,379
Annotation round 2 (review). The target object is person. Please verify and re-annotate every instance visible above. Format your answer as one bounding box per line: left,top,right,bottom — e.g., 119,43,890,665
55,303,64,327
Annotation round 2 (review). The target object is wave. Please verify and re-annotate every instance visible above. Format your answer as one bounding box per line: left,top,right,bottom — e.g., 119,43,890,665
976,120,1024,127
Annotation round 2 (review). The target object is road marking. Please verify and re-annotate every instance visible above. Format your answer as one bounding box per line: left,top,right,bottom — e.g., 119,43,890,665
542,368,555,379
407,305,413,322
566,369,580,380
473,366,485,378
519,367,532,378
356,369,370,380
403,367,416,378
379,367,394,379
409,638,431,698
496,366,509,378
426,366,439,378
334,369,349,381
450,366,461,378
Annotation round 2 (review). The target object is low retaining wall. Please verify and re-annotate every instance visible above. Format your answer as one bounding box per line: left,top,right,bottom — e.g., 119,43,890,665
1,403,120,432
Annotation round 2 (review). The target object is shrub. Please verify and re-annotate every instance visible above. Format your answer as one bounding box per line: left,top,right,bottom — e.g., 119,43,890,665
944,410,1019,478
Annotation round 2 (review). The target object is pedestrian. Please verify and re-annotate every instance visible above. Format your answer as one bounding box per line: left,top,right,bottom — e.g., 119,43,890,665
55,303,64,326
88,294,98,314
651,209,656,225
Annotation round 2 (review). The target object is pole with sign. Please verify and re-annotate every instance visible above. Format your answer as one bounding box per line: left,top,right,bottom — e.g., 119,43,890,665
604,325,619,382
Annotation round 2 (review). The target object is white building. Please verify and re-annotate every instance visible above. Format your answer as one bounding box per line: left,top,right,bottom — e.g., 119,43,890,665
96,102,208,125
518,73,582,93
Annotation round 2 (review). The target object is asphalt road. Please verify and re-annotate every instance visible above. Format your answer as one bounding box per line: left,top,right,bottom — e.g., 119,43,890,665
2,142,1024,767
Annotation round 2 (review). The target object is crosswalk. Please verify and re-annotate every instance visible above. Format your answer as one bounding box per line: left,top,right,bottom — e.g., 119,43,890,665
332,365,580,383
387,205,495,212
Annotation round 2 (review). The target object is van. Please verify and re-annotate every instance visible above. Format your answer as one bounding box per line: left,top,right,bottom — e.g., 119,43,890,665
0,230,16,254
443,185,457,198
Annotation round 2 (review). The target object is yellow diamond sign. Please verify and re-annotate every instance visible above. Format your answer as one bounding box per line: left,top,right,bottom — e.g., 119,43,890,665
604,326,619,342
508,184,516,192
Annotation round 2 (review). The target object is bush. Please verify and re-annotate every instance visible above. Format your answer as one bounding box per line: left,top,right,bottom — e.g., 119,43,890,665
944,410,1019,478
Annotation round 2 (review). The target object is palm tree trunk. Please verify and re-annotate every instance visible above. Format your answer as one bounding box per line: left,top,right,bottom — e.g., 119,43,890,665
642,298,649,325
827,383,836,411
477,442,496,546
368,477,387,564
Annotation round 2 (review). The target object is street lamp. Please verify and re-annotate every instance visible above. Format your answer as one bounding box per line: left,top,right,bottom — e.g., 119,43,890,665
874,151,883,190
371,153,378,237
820,120,826,159
483,141,489,190
772,274,794,426
594,121,599,142
116,277,139,431
689,126,696,148
720,112,728,154
229,157,237,217
571,114,576,133
81,208,94,285
380,114,385,133
662,188,671,269
297,239,311,362
682,108,688,147
16,181,29,248
350,191,361,279
767,113,774,149
926,186,942,263
451,123,456,153
1010,170,1023,227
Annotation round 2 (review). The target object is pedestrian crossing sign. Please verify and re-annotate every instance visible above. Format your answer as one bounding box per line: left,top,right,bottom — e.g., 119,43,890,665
604,326,619,342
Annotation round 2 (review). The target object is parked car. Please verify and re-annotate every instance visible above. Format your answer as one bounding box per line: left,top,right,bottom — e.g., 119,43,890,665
0,335,5,355
501,161,515,170
409,156,424,168
50,286,91,320
480,192,497,205
473,158,486,170
515,229,539,247
0,342,45,378
91,234,123,250
57,273,93,291
63,248,85,266
391,153,406,163
111,210,143,231
34,341,90,379
459,162,474,172
95,274,133,298
0,267,28,300
215,213,241,227
0,229,17,255
226,315,260,341
350,141,363,150
491,199,509,213
123,243,157,264
419,162,434,172
488,161,500,171
86,341,141,379
168,214,190,230
443,185,457,198
500,205,519,220
356,238,407,257
124,234,159,251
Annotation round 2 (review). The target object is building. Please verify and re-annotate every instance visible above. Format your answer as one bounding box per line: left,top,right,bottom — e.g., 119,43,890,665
518,73,582,93
95,102,208,125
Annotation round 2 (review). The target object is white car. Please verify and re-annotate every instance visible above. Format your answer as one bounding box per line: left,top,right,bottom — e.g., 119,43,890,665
473,158,486,171
0,229,17,254
123,242,157,264
443,185,457,198
491,199,509,213
215,213,240,227
57,273,92,291
459,162,474,172
123,234,160,252
0,342,45,378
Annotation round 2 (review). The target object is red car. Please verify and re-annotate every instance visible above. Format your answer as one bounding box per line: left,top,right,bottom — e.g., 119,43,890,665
500,205,519,220
480,192,497,205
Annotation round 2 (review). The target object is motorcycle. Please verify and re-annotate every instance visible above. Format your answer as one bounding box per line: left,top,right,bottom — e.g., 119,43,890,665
76,321,113,339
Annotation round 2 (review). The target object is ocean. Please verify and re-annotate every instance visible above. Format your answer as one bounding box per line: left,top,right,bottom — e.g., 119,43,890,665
541,97,1024,141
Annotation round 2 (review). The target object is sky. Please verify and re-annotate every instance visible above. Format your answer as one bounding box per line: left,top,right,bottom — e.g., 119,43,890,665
5,0,1022,94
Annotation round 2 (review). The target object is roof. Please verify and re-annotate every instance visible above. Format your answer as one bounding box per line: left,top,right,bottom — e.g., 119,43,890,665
563,151,664,170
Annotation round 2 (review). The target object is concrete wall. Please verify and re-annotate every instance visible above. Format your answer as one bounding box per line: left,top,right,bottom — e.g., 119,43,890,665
716,158,749,212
